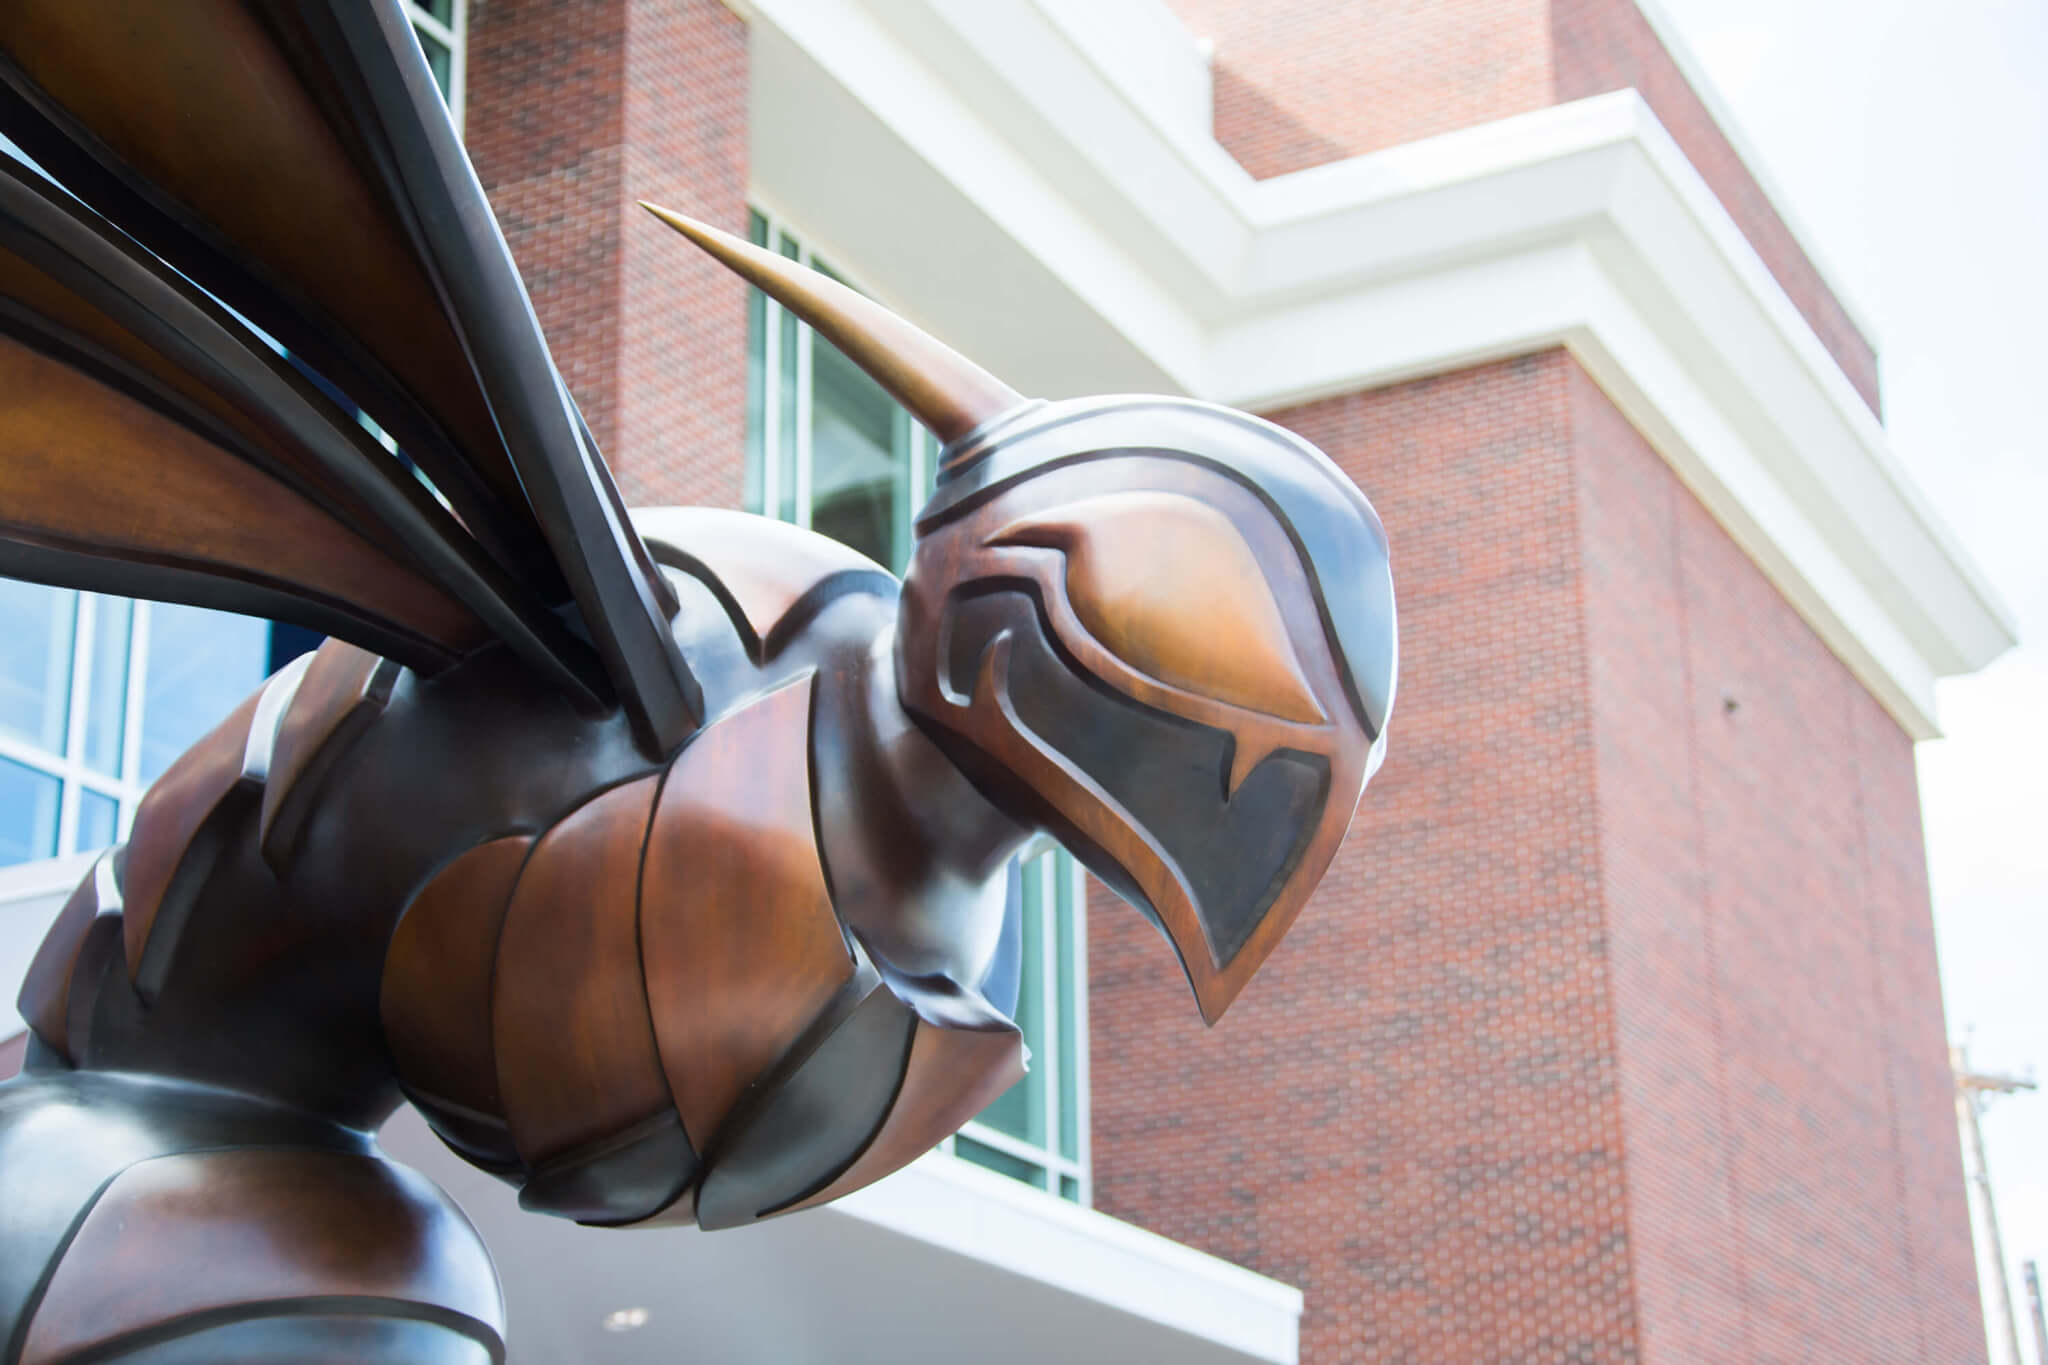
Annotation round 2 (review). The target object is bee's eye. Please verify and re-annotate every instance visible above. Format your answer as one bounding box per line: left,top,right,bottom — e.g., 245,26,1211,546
989,490,1324,725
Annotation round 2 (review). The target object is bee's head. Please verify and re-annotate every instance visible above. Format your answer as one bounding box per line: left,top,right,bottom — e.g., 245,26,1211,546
896,396,1393,1021
647,205,1395,1023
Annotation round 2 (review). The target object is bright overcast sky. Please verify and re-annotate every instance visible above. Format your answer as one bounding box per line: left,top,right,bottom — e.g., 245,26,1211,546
1653,0,2048,1355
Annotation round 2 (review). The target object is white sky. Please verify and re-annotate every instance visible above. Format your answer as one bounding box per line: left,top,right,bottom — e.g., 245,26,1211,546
1653,0,2048,1355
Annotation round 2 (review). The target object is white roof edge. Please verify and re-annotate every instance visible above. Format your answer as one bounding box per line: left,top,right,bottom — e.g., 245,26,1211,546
832,1151,1302,1361
1625,0,1882,348
742,0,2014,736
1605,95,2017,660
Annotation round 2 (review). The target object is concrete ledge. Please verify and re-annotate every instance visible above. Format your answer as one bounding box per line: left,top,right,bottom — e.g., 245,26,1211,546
384,1107,1302,1364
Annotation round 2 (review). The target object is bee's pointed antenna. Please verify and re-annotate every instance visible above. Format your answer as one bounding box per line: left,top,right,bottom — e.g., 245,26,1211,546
640,201,1024,447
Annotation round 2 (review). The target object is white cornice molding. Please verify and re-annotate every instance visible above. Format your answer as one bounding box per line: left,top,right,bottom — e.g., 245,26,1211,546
836,1150,1302,1362
742,0,2015,738
1625,0,1881,347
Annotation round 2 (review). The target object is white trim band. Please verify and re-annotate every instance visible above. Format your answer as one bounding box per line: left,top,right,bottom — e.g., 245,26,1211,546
740,0,2014,739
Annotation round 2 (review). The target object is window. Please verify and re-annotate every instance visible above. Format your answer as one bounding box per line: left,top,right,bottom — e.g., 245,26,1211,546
746,210,940,576
942,847,1093,1203
0,9,467,870
405,0,467,127
0,586,271,868
746,214,1092,1203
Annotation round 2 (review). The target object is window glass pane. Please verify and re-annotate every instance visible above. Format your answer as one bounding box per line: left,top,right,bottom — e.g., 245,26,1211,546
83,596,132,776
745,210,769,515
0,580,76,753
0,757,60,868
976,857,1047,1145
414,0,455,24
414,29,453,100
267,622,323,674
955,1135,1045,1188
809,336,903,567
1060,1175,1080,1203
75,788,119,853
775,233,801,525
140,605,271,783
1057,855,1082,1163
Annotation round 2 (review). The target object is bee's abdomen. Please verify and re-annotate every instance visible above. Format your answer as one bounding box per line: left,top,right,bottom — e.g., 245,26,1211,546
381,671,1022,1228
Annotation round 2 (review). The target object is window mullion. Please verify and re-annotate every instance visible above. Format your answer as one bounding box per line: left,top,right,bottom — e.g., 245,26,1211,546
793,247,815,532
118,602,152,837
1070,855,1093,1204
55,593,96,853
1039,852,1060,1188
762,294,782,518
447,0,467,144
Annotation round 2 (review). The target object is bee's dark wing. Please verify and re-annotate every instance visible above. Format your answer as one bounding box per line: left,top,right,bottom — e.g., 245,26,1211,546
0,0,700,752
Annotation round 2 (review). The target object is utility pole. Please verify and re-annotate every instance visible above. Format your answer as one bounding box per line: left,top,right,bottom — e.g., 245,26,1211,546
1954,1044,2037,1365
2025,1261,2047,1365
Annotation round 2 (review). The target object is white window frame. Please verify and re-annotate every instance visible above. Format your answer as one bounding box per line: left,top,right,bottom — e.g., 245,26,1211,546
0,592,155,861
748,205,939,573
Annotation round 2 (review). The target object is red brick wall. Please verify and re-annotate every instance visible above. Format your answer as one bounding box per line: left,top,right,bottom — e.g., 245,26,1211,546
1087,352,1980,1362
1090,352,1641,1362
1573,364,1980,1361
1162,0,1880,413
615,0,749,509
467,0,627,451
1550,0,1881,412
468,0,748,511
1167,0,1556,180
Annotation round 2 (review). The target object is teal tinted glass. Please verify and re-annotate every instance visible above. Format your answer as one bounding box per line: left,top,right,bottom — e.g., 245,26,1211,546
84,596,132,776
775,231,801,525
744,210,769,514
956,1135,1046,1189
0,757,60,868
413,28,453,97
0,581,75,753
1056,861,1082,1162
809,336,901,567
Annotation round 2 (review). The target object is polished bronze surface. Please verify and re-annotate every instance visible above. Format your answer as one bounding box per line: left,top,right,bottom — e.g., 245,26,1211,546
790,1019,1028,1214
0,4,1398,1354
13,861,103,1062
381,836,533,1124
19,1148,503,1365
897,433,1383,1023
118,687,265,993
258,643,389,870
642,675,855,1151
639,505,897,660
991,490,1328,727
491,775,669,1169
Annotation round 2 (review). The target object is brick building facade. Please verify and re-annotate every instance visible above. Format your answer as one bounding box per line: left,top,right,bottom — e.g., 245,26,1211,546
447,2,2004,1360
1088,354,1982,1361
0,1,1994,1360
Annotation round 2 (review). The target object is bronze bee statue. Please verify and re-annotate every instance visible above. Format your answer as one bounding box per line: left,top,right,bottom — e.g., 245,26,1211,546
0,3,1395,1361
